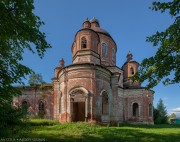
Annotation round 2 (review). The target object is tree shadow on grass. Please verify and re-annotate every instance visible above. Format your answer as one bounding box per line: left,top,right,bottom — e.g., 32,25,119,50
93,127,180,142
17,124,180,142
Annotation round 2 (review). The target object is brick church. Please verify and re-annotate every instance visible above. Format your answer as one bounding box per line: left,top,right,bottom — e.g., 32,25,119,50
13,18,154,124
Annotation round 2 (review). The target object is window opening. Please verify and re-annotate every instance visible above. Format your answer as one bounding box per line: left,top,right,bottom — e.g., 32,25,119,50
133,103,139,117
102,43,107,57
39,100,45,111
81,37,87,48
130,67,135,75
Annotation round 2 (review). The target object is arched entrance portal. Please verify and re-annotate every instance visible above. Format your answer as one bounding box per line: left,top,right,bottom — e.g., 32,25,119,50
69,87,88,122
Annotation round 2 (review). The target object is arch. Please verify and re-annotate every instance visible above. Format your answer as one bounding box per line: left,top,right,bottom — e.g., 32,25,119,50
81,37,87,49
132,103,139,117
100,89,108,96
22,100,29,115
101,90,109,114
69,87,89,122
102,42,107,57
130,67,135,75
149,103,153,117
69,87,88,97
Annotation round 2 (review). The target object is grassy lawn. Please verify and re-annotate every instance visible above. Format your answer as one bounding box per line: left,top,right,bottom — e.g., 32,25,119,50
10,119,180,142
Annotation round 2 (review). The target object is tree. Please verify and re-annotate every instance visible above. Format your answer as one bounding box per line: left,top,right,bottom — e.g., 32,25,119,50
154,98,168,124
136,0,180,89
28,73,44,86
168,113,176,123
0,0,51,130
169,113,176,119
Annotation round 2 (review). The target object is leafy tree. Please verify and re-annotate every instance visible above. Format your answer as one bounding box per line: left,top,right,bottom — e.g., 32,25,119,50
169,113,176,119
154,98,168,124
168,113,176,123
28,73,45,86
136,0,180,88
0,0,51,130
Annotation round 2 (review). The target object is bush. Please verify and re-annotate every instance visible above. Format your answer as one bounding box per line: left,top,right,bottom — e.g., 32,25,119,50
0,103,26,137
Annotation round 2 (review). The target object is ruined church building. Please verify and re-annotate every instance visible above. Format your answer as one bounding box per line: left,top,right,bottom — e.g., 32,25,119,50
14,18,154,125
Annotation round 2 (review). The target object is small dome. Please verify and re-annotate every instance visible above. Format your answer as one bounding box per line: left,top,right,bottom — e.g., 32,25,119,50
84,17,89,22
126,51,133,61
90,17,99,23
82,18,91,28
59,58,65,67
90,17,100,27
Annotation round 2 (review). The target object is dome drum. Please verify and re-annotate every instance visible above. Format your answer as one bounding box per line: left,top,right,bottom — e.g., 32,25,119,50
72,18,117,66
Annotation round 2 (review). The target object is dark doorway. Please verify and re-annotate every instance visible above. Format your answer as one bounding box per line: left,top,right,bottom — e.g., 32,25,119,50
72,102,85,122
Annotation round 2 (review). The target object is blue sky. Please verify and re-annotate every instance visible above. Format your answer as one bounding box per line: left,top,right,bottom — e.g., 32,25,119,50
22,0,179,116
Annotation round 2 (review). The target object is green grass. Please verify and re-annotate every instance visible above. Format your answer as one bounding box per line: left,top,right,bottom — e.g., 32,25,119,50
11,119,180,142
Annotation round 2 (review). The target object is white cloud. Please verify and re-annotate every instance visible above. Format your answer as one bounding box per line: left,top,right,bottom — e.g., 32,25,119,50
175,112,180,118
172,108,180,112
169,108,180,118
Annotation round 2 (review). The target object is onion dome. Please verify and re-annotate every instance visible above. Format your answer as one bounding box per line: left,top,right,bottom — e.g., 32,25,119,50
90,17,100,27
82,18,91,28
126,51,133,62
89,17,110,36
59,58,64,67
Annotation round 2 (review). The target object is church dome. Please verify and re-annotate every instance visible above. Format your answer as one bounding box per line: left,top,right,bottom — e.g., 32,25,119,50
82,18,91,28
72,18,117,66
89,17,111,37
91,27,110,36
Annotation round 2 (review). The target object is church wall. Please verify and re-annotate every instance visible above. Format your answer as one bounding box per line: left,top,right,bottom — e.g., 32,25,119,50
93,72,112,122
57,66,96,122
13,86,53,119
53,81,60,119
122,89,154,124
73,50,100,65
57,65,114,123
109,77,124,123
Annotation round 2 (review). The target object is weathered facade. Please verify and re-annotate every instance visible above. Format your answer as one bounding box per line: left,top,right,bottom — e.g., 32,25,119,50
14,18,154,124
13,85,53,119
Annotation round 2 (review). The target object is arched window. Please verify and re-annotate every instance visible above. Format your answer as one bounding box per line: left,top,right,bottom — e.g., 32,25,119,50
39,100,45,111
102,92,108,114
149,103,153,117
133,103,139,117
81,37,87,48
102,43,107,57
112,48,115,62
130,67,135,75
22,101,28,115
